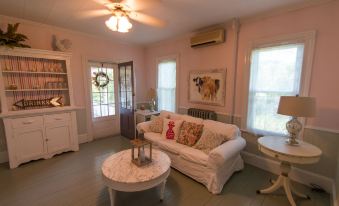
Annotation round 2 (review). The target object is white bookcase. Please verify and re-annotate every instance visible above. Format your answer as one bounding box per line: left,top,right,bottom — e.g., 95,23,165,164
0,47,79,169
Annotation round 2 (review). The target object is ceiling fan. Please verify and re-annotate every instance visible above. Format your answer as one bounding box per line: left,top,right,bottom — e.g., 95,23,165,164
82,0,165,33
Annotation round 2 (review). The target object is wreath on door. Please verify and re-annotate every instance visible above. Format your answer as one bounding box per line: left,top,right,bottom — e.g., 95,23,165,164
93,71,110,88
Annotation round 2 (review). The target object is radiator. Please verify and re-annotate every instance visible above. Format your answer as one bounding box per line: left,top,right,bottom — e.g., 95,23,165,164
187,108,217,120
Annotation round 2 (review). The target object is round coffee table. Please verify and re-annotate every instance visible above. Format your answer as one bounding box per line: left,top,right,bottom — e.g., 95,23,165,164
102,149,171,206
257,136,322,206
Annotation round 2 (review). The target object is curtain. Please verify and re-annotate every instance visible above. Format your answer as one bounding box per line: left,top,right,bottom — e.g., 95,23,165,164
157,60,176,112
247,44,304,135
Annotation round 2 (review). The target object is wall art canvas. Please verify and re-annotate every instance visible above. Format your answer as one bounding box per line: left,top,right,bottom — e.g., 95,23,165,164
189,70,226,106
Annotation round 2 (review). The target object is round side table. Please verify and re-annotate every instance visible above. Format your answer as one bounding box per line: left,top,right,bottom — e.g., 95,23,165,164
102,149,171,206
256,136,322,206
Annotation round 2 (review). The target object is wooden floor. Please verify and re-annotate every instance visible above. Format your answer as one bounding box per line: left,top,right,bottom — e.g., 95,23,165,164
0,136,330,206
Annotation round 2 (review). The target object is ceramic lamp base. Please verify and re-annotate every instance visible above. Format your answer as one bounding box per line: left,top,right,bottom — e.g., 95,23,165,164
285,138,299,145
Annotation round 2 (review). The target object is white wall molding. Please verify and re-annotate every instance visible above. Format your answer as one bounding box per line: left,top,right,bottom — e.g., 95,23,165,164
305,126,339,135
241,151,335,195
0,151,8,164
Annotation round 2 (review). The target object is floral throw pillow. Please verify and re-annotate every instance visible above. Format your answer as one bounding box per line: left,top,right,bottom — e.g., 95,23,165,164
193,129,225,154
162,119,184,140
177,121,204,146
149,116,163,133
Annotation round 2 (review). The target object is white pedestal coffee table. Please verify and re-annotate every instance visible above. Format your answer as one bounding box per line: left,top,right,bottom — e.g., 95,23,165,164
257,136,322,206
102,149,171,206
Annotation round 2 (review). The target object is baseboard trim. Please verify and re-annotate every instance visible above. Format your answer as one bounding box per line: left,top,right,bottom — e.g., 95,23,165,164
0,151,8,163
78,133,90,144
241,151,335,194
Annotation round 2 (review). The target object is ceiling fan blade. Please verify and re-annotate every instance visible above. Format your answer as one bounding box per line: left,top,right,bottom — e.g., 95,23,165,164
121,0,160,11
77,9,111,19
130,12,166,27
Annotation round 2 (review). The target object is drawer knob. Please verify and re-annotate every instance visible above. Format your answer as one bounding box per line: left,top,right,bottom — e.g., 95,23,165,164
55,118,63,120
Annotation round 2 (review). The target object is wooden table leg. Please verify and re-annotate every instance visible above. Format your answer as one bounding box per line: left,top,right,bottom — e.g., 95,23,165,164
108,187,116,206
257,161,309,206
159,179,167,202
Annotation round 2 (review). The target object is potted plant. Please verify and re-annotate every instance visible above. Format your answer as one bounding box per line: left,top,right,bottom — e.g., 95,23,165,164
0,23,30,48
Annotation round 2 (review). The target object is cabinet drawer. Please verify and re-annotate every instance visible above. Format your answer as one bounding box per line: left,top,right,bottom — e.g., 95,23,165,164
44,113,70,124
12,116,43,129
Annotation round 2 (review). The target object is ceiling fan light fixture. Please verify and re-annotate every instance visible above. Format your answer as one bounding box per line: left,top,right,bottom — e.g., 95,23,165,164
105,16,118,31
118,16,132,32
105,14,132,33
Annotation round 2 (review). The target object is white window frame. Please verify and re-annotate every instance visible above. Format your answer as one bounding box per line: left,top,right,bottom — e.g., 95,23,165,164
242,31,316,137
156,54,180,113
88,61,118,122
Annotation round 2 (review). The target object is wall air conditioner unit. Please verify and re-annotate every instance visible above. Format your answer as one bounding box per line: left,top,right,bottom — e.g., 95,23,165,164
190,29,225,48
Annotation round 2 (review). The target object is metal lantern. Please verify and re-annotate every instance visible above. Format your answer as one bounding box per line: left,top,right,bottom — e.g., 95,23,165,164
130,138,152,166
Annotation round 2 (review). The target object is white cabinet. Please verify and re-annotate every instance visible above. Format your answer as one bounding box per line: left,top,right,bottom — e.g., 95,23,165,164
13,127,46,163
3,111,79,169
46,122,71,154
0,48,79,169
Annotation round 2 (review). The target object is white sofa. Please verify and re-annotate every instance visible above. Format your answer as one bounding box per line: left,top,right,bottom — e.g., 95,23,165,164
137,110,246,194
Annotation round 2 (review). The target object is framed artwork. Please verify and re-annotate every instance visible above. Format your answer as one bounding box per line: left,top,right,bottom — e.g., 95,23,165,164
188,69,226,106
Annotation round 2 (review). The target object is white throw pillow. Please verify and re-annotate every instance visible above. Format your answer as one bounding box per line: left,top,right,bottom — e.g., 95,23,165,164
162,119,184,140
149,116,163,133
193,129,225,154
203,120,240,140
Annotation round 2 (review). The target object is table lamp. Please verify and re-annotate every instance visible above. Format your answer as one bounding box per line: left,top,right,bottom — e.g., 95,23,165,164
277,95,316,145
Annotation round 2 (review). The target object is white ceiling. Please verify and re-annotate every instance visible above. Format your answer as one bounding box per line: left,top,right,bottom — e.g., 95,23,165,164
0,0,309,45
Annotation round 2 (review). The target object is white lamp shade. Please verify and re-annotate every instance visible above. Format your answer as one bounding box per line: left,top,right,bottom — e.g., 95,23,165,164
278,96,316,117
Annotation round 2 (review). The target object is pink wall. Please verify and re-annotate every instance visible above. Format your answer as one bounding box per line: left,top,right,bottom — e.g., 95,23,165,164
145,1,339,131
145,29,236,115
0,16,147,107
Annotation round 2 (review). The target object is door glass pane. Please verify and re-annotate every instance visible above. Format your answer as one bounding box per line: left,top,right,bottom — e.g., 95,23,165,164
93,105,101,118
120,91,126,108
101,105,108,116
109,104,115,115
120,66,126,92
92,93,100,105
125,66,132,92
126,91,132,109
100,93,108,104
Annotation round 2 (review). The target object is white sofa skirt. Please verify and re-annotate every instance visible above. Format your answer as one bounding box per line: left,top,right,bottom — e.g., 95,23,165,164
151,142,244,194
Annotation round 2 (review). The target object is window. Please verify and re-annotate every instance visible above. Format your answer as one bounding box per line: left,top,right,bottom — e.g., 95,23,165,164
157,60,177,112
90,63,116,118
247,44,305,135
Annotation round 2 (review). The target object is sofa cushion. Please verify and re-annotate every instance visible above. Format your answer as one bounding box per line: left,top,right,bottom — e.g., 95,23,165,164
149,116,163,133
179,146,209,166
181,115,203,124
162,119,184,140
144,132,164,144
193,129,225,154
159,140,187,154
203,120,240,140
177,121,204,146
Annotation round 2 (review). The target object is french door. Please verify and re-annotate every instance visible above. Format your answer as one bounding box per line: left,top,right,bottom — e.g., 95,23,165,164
118,61,135,139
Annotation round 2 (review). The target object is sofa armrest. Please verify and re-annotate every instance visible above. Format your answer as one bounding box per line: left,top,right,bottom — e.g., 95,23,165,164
137,121,152,133
208,136,246,169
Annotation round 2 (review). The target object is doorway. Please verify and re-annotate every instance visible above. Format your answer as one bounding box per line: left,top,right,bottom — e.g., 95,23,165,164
87,61,120,139
118,61,135,139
